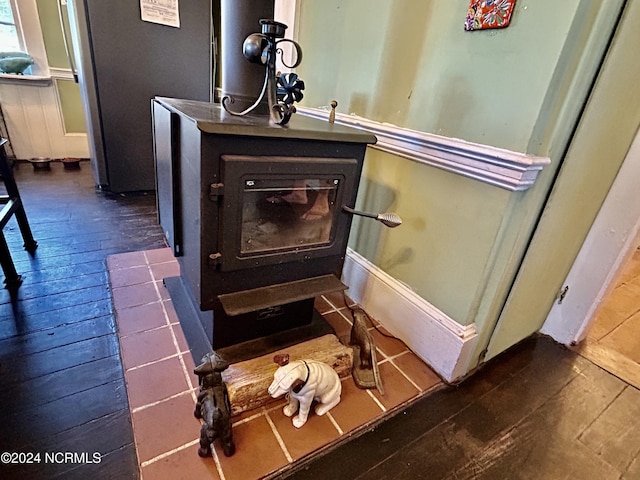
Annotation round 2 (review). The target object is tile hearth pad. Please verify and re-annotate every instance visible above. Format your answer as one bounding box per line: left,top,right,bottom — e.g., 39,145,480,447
107,248,442,479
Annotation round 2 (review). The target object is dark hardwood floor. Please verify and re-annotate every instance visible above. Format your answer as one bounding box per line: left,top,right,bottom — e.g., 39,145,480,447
1,161,638,480
278,337,640,479
0,161,165,479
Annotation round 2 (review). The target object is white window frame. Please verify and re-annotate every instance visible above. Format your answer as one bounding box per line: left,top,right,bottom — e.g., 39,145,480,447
1,0,22,51
2,0,49,78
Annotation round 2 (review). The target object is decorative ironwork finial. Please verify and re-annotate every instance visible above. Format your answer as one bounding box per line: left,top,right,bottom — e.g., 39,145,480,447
329,100,338,124
221,19,304,126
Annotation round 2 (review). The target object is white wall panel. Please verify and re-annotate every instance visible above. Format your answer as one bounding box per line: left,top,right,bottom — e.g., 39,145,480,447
0,80,88,160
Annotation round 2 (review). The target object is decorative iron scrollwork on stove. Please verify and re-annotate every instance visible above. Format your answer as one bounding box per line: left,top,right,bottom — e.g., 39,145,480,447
221,20,304,126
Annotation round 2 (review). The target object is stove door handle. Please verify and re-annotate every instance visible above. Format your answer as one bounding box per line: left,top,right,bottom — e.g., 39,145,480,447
342,205,402,228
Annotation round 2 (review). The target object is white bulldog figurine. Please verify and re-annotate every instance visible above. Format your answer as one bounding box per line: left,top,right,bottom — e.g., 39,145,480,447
268,353,342,428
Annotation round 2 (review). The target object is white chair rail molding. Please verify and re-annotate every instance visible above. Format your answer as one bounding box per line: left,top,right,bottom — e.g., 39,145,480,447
298,106,551,192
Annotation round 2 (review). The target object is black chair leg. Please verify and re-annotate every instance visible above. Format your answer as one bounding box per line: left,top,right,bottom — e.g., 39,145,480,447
0,232,22,288
0,139,36,286
14,203,38,253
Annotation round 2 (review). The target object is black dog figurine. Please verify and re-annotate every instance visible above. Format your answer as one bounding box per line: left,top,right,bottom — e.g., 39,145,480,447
193,351,236,457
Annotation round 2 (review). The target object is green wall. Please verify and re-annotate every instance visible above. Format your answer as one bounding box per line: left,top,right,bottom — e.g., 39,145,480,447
56,78,85,133
348,148,511,323
298,0,583,152
36,0,72,69
297,0,626,365
36,0,86,135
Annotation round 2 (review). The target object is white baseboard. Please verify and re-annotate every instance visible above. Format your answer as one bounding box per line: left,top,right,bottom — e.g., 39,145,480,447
342,248,478,383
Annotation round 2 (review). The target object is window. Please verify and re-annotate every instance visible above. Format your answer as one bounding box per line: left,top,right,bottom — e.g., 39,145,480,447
0,0,48,78
0,0,23,52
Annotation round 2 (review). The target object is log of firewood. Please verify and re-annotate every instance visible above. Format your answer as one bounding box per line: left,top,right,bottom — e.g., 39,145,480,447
222,334,353,416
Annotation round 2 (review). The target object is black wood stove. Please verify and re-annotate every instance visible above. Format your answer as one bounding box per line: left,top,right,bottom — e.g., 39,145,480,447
152,0,378,363
153,97,375,362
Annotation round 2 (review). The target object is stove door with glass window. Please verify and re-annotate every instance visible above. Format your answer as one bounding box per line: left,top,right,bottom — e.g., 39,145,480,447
218,155,359,272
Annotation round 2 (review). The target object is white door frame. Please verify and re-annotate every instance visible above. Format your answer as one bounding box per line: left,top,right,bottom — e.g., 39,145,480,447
541,125,640,344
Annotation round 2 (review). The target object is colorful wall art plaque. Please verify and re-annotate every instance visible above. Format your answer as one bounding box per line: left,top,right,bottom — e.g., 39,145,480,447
465,0,516,31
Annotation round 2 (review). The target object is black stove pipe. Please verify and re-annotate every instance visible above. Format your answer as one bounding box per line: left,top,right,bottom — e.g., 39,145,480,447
220,0,274,115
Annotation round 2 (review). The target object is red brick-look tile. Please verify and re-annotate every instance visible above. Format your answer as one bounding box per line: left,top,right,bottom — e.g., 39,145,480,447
392,351,442,392
125,356,191,410
145,247,176,265
329,377,385,433
109,265,153,288
268,403,341,460
120,326,179,370
181,353,197,383
371,361,420,410
171,323,190,353
323,311,353,341
163,299,180,324
141,444,221,480
150,261,180,282
370,327,408,358
314,296,333,315
155,281,172,301
323,291,349,310
132,393,199,464
112,282,160,310
215,415,289,480
116,302,167,336
107,251,147,270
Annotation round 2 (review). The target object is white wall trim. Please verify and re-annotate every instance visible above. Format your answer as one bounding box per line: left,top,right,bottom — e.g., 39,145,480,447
49,67,76,80
342,248,478,383
0,81,89,159
274,0,300,72
274,0,300,39
0,73,51,86
12,0,50,77
541,125,640,345
298,106,550,191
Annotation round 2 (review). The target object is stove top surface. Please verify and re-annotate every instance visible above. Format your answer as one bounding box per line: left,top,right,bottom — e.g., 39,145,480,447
155,96,378,145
